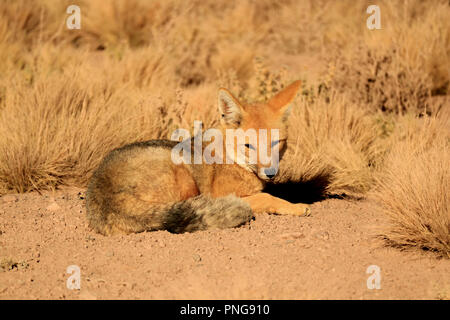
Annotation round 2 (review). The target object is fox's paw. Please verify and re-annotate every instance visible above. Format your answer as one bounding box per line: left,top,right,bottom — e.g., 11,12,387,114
268,203,311,217
302,205,311,217
292,203,311,217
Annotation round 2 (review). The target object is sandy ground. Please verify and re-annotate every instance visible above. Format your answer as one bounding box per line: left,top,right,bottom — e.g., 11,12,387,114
0,187,448,300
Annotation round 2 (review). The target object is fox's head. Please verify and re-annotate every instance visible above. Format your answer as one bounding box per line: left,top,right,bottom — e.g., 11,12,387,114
217,80,301,181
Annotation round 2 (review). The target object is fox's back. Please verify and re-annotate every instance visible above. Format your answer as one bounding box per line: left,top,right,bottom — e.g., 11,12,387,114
85,139,202,233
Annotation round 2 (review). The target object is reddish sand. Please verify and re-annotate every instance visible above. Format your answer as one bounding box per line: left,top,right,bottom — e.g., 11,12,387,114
0,187,448,299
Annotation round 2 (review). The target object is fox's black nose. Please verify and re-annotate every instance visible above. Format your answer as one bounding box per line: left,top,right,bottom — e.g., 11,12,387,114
263,168,278,179
264,170,276,179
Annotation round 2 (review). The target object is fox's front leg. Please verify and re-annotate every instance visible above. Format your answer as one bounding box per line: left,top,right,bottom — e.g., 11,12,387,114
242,192,311,216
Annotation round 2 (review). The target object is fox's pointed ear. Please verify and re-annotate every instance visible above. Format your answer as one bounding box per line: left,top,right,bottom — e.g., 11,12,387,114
268,80,302,118
218,88,244,127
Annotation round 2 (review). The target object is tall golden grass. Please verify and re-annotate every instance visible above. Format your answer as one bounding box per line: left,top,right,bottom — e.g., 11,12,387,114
0,0,448,255
276,91,384,197
373,116,450,257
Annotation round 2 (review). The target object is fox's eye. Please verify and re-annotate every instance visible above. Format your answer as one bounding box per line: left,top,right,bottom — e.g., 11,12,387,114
244,143,255,150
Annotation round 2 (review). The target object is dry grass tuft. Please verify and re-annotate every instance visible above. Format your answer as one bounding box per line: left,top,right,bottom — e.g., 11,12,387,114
373,116,450,257
275,91,385,197
0,66,164,193
328,0,450,115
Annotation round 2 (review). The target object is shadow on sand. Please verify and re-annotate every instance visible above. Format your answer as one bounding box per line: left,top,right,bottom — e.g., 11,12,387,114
263,175,344,204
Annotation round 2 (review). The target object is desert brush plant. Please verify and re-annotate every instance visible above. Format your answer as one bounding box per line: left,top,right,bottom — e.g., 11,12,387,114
373,115,450,257
327,0,450,115
274,90,386,197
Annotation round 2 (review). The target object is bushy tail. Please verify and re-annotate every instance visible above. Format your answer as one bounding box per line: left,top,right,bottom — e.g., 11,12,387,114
86,194,253,235
160,195,253,233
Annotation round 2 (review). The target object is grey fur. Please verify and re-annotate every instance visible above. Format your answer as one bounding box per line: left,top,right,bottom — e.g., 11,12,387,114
85,140,253,235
